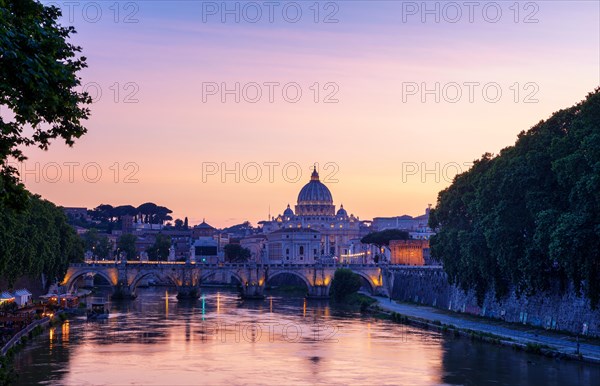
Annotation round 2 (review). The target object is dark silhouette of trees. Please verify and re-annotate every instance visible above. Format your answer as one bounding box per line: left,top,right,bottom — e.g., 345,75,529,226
0,0,91,210
173,219,184,230
330,268,362,302
146,234,171,261
85,202,174,231
224,244,251,263
0,194,84,286
117,234,137,260
82,229,112,260
429,88,600,306
361,229,409,247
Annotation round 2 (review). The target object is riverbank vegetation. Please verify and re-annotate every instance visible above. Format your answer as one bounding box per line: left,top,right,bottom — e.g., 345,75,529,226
330,269,362,302
1,0,90,285
0,194,84,286
429,89,600,306
0,349,16,385
342,293,377,312
328,269,377,312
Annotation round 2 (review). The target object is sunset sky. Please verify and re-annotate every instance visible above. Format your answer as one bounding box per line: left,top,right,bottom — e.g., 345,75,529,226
16,1,600,227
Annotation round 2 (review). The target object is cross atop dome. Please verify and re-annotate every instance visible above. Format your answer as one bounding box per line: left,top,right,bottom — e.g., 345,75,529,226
311,165,319,181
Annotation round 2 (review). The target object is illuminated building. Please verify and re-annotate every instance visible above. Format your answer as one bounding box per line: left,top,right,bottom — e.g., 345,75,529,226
261,167,370,262
389,239,430,266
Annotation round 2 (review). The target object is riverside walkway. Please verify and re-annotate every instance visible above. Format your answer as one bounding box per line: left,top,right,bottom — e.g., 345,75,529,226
372,296,600,363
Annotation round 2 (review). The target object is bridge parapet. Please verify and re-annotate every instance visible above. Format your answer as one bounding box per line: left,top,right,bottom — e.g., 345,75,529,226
77,261,400,269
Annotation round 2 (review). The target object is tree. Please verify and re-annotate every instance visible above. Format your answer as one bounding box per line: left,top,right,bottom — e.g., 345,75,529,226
83,228,100,252
0,193,83,286
137,202,158,224
113,205,137,218
361,229,409,247
184,217,189,230
88,204,114,223
329,268,362,302
81,228,112,259
146,234,171,261
429,88,600,307
95,236,112,260
154,206,173,224
0,0,91,209
224,244,251,263
117,234,137,260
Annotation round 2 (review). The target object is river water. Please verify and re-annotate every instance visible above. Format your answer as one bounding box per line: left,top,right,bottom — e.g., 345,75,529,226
12,288,600,385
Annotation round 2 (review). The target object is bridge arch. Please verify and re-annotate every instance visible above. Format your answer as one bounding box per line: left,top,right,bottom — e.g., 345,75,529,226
351,271,379,294
265,270,312,290
64,268,117,292
200,269,246,287
130,271,180,294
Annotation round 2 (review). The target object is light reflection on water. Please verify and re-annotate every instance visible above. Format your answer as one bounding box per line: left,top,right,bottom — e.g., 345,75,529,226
12,288,600,385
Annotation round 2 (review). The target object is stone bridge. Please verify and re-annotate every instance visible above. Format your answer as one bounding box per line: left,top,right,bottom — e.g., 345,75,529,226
62,261,395,299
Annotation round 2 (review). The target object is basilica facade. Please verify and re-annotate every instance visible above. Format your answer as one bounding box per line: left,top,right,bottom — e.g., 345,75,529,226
260,167,371,263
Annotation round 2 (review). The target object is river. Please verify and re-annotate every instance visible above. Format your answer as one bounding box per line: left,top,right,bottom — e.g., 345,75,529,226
12,287,600,385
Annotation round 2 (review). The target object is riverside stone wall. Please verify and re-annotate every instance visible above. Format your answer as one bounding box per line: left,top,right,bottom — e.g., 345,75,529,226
390,267,600,337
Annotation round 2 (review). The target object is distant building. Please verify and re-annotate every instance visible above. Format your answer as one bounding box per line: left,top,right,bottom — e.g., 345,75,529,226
240,234,267,262
171,235,192,261
389,239,430,265
191,237,220,263
266,228,321,264
261,167,371,262
122,215,134,234
339,238,375,264
372,205,433,239
192,220,216,238
190,220,222,263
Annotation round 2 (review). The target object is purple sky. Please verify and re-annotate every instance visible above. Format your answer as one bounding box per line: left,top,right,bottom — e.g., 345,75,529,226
21,1,600,227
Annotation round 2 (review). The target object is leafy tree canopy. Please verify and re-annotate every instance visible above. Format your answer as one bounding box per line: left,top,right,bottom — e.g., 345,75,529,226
0,193,84,286
429,88,600,306
146,234,171,261
0,0,90,209
82,228,112,259
361,229,410,247
224,244,251,263
84,202,175,229
117,234,137,260
329,268,362,302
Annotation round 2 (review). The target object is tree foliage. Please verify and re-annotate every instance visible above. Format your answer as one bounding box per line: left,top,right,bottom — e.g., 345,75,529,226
429,89,600,306
117,234,137,260
0,0,90,209
82,228,112,259
146,234,171,261
173,218,184,230
224,244,251,263
0,193,83,286
361,229,410,247
330,268,362,302
86,202,173,230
